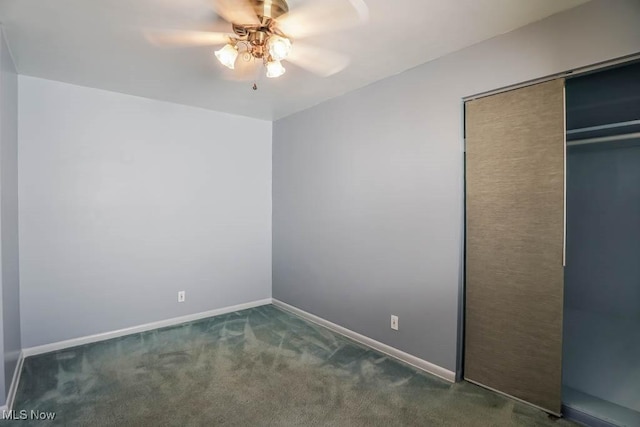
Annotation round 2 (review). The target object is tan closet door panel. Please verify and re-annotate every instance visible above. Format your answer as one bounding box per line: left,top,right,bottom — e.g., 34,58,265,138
464,79,565,414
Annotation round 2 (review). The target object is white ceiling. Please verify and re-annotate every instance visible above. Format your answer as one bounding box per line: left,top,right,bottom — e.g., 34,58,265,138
0,0,589,120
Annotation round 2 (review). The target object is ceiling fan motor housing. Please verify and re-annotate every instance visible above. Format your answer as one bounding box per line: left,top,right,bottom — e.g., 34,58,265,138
253,0,289,20
230,0,291,60
232,0,290,40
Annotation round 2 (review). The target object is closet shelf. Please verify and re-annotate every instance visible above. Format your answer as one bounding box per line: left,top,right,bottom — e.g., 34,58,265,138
567,119,640,135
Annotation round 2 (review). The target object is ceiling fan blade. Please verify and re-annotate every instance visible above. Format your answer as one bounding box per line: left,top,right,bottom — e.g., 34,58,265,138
210,0,260,25
285,43,350,77
144,30,232,47
276,0,368,39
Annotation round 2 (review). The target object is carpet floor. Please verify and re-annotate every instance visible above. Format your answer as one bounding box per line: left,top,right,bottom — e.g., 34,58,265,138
3,305,574,426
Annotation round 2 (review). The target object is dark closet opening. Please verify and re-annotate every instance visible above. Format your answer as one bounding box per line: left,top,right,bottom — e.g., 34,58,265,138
563,61,640,426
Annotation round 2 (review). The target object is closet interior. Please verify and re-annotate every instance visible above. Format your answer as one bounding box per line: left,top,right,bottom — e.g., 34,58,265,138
562,61,640,426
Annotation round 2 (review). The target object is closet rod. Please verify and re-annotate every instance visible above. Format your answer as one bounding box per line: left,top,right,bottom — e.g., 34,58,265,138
566,119,640,135
567,132,640,146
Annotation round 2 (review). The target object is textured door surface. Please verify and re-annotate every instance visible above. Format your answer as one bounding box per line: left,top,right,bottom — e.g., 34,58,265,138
464,79,565,414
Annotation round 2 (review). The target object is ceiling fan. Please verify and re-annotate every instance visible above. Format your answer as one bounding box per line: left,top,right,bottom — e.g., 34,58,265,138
145,0,369,80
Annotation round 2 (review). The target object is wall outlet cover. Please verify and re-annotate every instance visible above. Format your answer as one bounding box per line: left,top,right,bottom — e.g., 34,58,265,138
391,315,399,331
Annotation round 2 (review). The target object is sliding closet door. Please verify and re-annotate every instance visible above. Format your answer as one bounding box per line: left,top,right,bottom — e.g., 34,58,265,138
464,79,565,414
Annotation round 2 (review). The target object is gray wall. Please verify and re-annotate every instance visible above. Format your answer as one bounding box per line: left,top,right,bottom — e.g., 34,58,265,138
18,76,272,348
272,0,640,373
0,29,20,404
563,143,640,411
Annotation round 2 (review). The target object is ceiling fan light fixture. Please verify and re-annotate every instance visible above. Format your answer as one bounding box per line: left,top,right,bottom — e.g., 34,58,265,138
267,35,292,61
266,60,286,78
148,0,364,81
215,44,238,69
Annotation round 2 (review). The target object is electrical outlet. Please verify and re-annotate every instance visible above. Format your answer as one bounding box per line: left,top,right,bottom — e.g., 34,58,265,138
178,291,186,303
391,315,399,331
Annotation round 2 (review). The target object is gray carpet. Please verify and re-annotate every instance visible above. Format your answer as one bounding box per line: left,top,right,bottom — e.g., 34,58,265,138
3,305,574,426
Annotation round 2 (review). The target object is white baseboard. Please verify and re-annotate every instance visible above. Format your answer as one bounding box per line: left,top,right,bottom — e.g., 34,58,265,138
272,299,456,383
5,351,24,410
22,298,273,358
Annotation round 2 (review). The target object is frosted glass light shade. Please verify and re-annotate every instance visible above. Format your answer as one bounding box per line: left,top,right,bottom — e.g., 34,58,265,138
266,61,286,78
215,44,238,69
267,36,292,61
